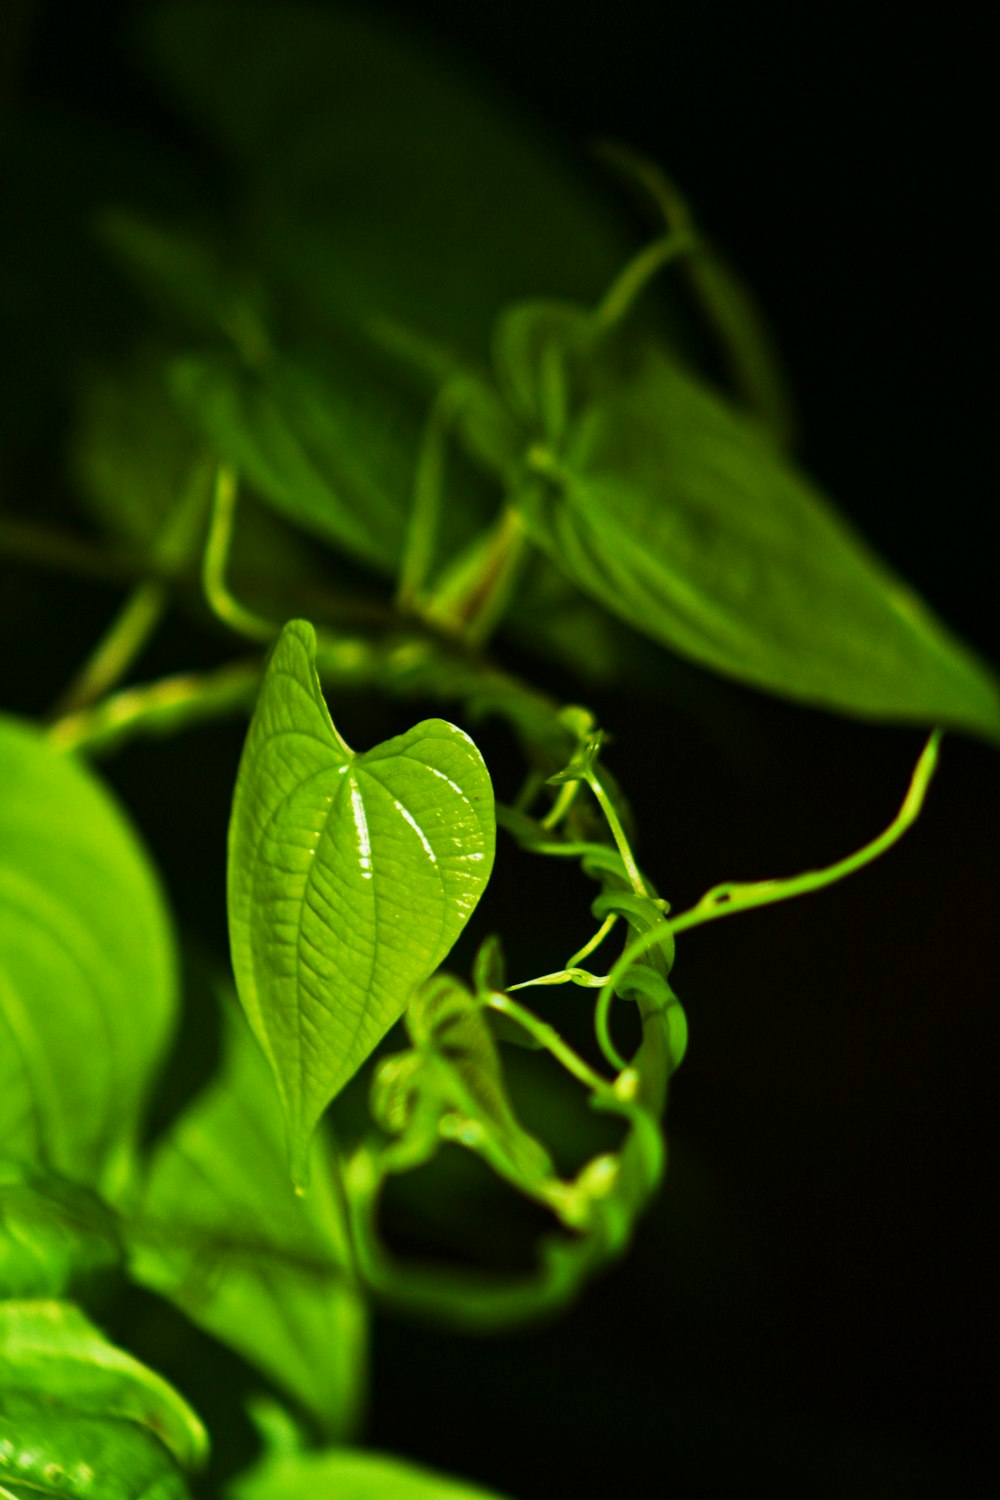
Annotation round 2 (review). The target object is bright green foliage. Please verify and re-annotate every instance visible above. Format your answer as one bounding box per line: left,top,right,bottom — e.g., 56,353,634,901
228,620,496,1183
131,997,365,1439
500,311,1000,738
1,2,994,1492
370,973,555,1194
0,1398,194,1498
0,1164,121,1302
0,717,177,1194
0,1301,207,1471
0,1302,205,1498
229,1445,514,1500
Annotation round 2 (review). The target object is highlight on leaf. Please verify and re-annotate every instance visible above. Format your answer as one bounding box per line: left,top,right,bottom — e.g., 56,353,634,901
227,619,496,1186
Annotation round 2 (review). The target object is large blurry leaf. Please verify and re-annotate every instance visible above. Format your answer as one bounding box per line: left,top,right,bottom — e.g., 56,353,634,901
228,621,495,1184
0,1163,121,1302
71,356,200,552
0,717,177,1192
95,208,269,356
70,355,341,609
508,321,1000,737
229,1447,515,1500
0,1301,207,1472
139,2,632,351
132,997,365,1440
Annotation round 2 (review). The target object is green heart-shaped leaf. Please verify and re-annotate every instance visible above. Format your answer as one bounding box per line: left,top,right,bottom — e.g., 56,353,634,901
227,621,495,1185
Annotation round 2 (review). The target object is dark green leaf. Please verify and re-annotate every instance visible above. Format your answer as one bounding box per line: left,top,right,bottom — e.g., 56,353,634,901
227,621,495,1184
0,717,178,1193
510,328,1000,736
170,349,418,574
70,357,201,553
95,209,269,357
70,354,342,611
140,3,632,354
228,1446,516,1500
131,996,365,1440
0,1301,207,1473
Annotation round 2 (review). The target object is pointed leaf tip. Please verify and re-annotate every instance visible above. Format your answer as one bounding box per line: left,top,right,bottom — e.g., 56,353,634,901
228,620,496,1180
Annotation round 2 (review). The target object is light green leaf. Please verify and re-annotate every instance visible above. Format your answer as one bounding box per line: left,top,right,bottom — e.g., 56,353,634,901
0,1301,207,1473
0,1394,193,1499
131,994,365,1440
0,717,178,1193
0,1162,121,1301
228,620,495,1185
229,1447,515,1500
510,327,1000,737
372,975,554,1194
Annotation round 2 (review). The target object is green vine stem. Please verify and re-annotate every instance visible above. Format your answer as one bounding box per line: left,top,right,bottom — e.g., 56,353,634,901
49,461,213,717
669,730,942,936
46,659,263,755
202,465,279,643
342,985,670,1333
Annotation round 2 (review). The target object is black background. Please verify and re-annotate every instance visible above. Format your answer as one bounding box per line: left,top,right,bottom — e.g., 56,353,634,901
3,3,997,1496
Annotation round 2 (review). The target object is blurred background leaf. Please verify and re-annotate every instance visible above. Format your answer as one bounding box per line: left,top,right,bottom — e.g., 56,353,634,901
131,994,367,1442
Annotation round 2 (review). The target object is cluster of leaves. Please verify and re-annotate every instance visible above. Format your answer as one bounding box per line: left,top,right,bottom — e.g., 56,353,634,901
1,2,998,1496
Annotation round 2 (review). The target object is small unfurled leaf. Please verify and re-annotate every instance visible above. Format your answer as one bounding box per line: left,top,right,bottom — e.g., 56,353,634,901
373,974,553,1193
227,620,495,1183
508,322,1000,738
0,717,178,1193
0,1300,207,1472
0,1162,122,1301
131,994,365,1440
228,1446,515,1500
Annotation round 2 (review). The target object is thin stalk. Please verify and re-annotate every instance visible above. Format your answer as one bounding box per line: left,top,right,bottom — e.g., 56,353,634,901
202,465,278,643
670,730,942,936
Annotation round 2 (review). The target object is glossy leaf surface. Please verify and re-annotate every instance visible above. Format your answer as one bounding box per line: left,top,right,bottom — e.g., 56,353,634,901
229,1447,514,1500
0,1300,207,1472
132,997,365,1439
0,1395,193,1499
0,717,177,1190
510,325,1000,736
228,621,495,1182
